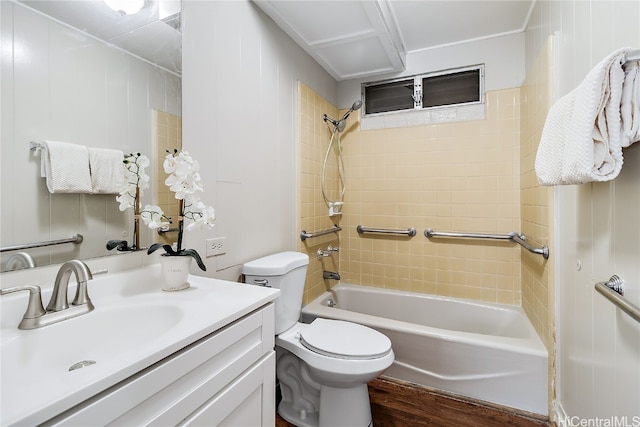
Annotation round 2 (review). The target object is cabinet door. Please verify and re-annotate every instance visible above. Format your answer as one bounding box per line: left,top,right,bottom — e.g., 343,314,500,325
181,352,275,427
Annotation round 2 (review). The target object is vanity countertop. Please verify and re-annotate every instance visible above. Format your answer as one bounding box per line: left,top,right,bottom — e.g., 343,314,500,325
0,265,279,426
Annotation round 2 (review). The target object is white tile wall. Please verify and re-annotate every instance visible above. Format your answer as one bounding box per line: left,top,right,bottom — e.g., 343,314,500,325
0,2,181,269
526,0,640,422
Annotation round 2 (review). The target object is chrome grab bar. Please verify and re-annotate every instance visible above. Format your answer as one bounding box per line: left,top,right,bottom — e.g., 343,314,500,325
424,229,514,240
0,234,83,253
300,225,342,241
157,226,179,235
357,225,417,237
424,228,549,259
594,275,640,323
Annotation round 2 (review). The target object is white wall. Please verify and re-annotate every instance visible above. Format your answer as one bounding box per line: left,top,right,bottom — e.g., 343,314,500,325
525,1,640,423
0,2,180,269
337,32,525,108
181,0,337,280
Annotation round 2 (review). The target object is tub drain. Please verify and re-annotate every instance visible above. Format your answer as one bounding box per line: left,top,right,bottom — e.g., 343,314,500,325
68,360,96,371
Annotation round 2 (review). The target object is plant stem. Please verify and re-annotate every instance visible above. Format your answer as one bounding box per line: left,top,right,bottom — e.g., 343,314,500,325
177,199,184,252
133,186,140,250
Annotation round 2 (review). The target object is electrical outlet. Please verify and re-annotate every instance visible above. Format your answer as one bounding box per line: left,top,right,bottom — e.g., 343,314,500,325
206,237,227,257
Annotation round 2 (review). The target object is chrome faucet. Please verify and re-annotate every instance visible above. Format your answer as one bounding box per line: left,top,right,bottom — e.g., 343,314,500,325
323,271,341,280
47,259,94,312
317,245,339,260
0,260,94,330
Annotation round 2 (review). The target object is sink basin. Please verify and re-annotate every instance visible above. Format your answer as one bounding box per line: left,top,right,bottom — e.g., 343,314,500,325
1,303,183,381
0,264,280,426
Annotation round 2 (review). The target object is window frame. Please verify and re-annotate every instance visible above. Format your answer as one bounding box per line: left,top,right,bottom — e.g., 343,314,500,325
361,64,485,118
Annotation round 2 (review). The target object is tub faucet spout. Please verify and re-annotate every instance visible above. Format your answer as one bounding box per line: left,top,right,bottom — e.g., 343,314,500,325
323,271,340,281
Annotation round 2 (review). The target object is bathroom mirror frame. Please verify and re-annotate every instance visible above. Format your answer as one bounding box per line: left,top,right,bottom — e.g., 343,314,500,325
0,0,182,272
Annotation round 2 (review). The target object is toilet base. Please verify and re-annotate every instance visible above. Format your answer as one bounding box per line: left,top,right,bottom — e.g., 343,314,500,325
279,383,372,427
278,401,319,427
319,384,372,427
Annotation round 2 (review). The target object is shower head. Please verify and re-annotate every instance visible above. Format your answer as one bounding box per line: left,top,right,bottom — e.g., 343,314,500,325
323,99,363,132
340,99,362,122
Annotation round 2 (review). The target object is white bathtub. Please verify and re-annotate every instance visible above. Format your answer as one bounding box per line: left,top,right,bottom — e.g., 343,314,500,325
301,283,548,415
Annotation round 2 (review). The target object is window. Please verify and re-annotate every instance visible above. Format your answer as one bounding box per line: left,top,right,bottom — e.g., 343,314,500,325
362,65,484,116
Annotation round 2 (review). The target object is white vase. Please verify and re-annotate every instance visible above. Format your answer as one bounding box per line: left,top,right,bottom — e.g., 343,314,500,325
160,255,191,291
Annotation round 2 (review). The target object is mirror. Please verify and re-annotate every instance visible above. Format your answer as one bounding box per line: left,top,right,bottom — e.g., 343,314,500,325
0,0,182,272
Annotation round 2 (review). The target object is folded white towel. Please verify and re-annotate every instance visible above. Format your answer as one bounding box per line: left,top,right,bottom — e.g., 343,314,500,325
88,147,124,194
535,47,639,185
621,59,640,147
40,140,92,193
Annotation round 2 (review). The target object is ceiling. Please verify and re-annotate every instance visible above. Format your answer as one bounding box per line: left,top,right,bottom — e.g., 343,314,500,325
254,0,534,81
17,0,534,81
18,0,182,75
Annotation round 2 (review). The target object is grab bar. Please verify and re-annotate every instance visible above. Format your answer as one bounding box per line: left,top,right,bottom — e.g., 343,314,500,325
424,229,514,241
357,225,417,237
300,225,342,241
509,233,550,259
595,275,640,323
157,226,179,235
0,234,83,253
424,228,549,259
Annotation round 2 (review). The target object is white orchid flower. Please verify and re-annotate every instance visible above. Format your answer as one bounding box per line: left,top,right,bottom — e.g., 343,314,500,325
115,153,152,211
140,204,170,229
185,205,216,231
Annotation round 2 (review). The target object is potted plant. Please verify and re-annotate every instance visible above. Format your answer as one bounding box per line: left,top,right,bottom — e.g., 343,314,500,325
144,149,216,291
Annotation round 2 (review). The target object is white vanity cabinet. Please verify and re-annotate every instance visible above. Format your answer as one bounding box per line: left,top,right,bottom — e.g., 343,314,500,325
44,304,276,426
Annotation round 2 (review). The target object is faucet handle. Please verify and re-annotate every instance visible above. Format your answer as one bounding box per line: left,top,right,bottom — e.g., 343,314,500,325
1,285,46,327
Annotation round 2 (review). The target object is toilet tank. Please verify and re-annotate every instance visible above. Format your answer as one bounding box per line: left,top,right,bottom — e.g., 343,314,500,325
242,252,309,334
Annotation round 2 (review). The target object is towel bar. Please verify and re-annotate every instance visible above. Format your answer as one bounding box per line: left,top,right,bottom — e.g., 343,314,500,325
595,275,640,323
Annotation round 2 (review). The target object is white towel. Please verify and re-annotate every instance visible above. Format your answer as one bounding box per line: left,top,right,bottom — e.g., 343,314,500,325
535,47,640,185
621,59,640,146
88,147,124,194
40,140,92,193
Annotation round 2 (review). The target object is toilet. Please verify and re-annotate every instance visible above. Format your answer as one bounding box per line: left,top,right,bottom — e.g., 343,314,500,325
243,251,394,427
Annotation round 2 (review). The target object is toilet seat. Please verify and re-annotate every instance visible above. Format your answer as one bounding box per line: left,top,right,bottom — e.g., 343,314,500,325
300,318,392,360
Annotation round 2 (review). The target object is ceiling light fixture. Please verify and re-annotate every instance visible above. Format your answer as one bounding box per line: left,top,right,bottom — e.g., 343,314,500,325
104,0,145,16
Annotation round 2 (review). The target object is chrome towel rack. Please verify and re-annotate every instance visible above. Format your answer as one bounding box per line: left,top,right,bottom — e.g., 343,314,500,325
0,234,83,253
357,225,417,237
300,225,342,241
424,228,549,259
595,275,640,323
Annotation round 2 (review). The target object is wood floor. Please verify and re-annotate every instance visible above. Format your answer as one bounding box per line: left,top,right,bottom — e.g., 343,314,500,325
275,377,550,427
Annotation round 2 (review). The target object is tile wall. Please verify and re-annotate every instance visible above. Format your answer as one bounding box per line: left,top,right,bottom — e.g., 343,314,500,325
298,84,524,305
154,110,182,246
519,38,554,352
297,83,341,303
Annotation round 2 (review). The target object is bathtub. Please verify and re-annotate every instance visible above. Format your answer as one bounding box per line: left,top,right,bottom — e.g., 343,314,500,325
301,283,548,415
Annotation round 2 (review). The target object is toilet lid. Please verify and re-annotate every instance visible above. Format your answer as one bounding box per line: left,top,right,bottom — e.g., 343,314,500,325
300,318,392,360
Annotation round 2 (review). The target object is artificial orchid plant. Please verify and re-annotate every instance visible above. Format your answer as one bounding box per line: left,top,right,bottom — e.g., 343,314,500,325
145,149,216,271
106,153,167,252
